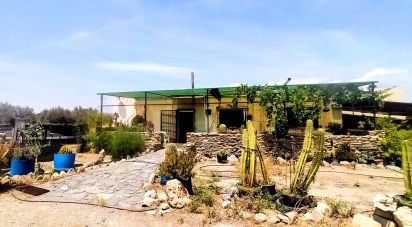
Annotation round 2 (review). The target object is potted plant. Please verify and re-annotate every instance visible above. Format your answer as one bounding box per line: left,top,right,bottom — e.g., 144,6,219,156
10,123,43,176
158,145,196,194
54,144,77,171
216,148,228,163
276,120,323,212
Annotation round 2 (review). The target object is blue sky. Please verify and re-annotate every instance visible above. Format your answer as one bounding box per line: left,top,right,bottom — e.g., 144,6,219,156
0,0,411,112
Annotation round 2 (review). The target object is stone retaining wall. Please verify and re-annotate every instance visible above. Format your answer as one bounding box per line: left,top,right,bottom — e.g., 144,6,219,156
141,132,164,153
185,131,384,160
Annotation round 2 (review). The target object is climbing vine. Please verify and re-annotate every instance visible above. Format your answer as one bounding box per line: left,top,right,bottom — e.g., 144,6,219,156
231,83,386,138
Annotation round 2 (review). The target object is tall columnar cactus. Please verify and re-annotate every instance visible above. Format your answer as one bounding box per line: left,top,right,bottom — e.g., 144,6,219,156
402,140,412,193
290,120,325,196
239,120,269,187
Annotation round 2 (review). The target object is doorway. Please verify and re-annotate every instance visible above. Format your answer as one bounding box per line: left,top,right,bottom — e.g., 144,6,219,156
176,109,194,143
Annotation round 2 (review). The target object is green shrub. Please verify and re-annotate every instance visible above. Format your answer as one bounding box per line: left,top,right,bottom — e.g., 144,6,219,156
158,150,196,181
109,131,145,161
326,198,355,218
326,122,343,135
95,131,112,152
335,143,357,161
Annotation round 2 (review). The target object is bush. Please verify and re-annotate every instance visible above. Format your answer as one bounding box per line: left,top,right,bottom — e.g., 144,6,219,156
158,150,196,181
326,198,355,218
109,131,145,161
95,131,113,152
326,122,343,135
335,143,357,161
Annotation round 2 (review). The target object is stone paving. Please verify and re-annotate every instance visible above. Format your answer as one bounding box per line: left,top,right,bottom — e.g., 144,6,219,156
36,150,165,209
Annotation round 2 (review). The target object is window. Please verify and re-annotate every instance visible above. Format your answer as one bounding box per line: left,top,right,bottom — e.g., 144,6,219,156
218,108,247,128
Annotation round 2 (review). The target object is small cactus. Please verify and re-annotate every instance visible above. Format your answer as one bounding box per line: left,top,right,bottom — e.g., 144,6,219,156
58,145,77,154
218,124,227,133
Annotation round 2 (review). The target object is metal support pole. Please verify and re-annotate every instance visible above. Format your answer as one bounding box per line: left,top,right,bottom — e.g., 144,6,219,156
100,94,103,130
144,92,148,127
372,82,377,129
206,89,210,134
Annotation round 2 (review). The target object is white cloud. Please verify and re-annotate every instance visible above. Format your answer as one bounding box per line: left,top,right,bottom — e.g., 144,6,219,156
70,31,91,40
95,62,191,75
352,67,408,82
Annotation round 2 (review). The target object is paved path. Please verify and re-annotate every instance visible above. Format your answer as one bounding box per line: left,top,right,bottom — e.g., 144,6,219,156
36,150,165,209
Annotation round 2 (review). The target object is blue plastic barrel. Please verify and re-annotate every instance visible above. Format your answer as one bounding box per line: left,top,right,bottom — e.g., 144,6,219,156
54,153,76,171
10,159,35,176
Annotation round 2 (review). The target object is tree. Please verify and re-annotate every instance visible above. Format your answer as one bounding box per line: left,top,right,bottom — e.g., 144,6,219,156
0,102,34,124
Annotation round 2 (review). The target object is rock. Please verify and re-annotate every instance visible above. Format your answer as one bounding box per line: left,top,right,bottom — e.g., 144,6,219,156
59,171,67,177
142,197,156,207
322,160,331,167
386,165,402,173
166,179,189,199
43,175,50,181
144,190,157,199
35,175,43,181
377,163,385,169
67,168,75,175
145,210,156,216
94,149,105,165
358,158,367,164
340,161,351,166
263,209,280,224
315,201,331,216
352,213,380,227
241,211,253,219
373,194,397,220
159,202,170,210
304,210,324,223
228,186,239,198
331,160,340,166
254,213,268,223
373,214,397,227
0,176,10,185
11,175,20,183
221,200,231,209
394,206,412,227
278,211,297,224
169,197,191,209
228,155,238,164
157,191,168,202
120,159,126,163
52,172,60,180
148,173,155,183
142,182,151,190
276,157,287,165
78,166,86,173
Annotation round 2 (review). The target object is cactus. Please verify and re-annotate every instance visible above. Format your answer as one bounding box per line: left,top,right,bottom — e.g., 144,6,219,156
218,124,227,133
402,140,412,193
290,120,325,196
239,120,269,187
58,144,77,154
165,143,178,159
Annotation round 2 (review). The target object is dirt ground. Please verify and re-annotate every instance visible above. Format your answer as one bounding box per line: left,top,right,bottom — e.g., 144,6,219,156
0,158,405,227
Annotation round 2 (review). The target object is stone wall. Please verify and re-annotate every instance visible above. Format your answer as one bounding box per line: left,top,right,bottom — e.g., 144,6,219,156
185,131,384,160
141,132,164,153
185,132,276,157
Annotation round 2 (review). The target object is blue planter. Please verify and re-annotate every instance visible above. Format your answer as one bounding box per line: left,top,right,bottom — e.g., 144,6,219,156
10,159,35,176
160,176,168,185
54,153,76,171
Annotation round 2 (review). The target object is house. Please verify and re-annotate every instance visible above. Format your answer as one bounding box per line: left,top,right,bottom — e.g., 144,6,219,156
98,81,375,143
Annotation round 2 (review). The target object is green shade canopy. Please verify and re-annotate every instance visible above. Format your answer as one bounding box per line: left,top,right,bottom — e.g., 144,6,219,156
98,81,377,99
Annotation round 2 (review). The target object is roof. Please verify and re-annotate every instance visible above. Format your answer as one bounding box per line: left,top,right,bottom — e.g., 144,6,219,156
98,81,377,99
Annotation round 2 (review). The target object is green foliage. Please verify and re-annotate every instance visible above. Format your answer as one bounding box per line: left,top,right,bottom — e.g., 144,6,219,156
326,122,343,135
335,143,357,161
95,131,113,152
158,149,196,181
165,143,178,158
131,115,145,126
13,123,44,160
326,198,355,218
239,120,269,187
247,189,276,212
109,131,145,161
402,140,412,194
290,120,325,196
217,148,227,157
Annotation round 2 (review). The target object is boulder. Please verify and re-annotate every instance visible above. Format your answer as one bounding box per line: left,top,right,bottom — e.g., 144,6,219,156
373,214,397,227
254,213,268,223
228,155,238,164
352,214,380,227
394,206,412,227
142,197,156,207
373,194,397,220
157,191,168,202
166,179,189,199
304,210,324,223
315,201,332,216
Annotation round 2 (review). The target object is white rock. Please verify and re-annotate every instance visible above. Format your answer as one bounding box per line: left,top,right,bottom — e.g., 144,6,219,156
352,213,380,227
145,210,156,216
59,171,67,177
241,211,253,219
278,211,297,224
394,206,412,227
322,160,331,167
52,172,60,180
263,209,280,224
254,213,268,223
340,161,351,166
157,191,168,202
373,194,397,220
148,173,156,183
142,197,156,207
315,201,331,216
166,179,189,199
228,155,238,164
222,193,231,201
304,210,324,223
276,157,287,165
221,200,231,209
144,190,157,199
228,186,239,198
142,182,151,190
159,202,170,210
0,176,10,185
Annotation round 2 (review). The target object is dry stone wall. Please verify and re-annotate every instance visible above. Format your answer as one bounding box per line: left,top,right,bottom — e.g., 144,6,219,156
141,132,164,153
185,131,384,160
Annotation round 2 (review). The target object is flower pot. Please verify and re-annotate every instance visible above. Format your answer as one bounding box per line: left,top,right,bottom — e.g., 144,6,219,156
180,177,194,195
217,154,228,163
276,194,316,212
160,176,168,185
10,159,35,176
54,153,76,171
261,184,276,195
